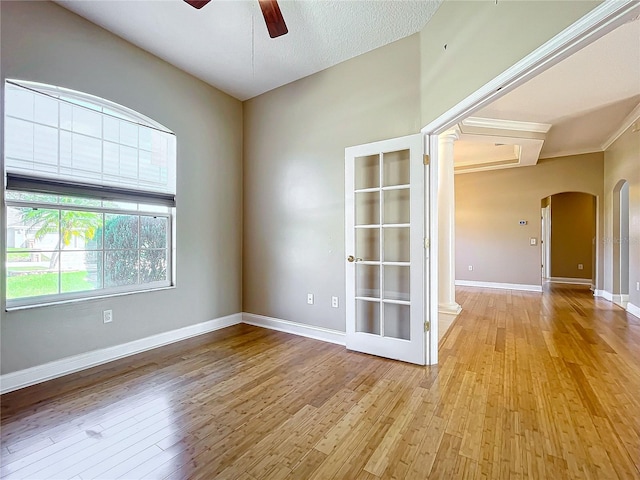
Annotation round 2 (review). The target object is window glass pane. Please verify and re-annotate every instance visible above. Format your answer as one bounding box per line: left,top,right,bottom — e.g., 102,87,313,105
60,102,73,130
6,86,34,120
102,200,138,211
60,130,72,167
140,216,167,248
60,251,102,292
104,250,138,287
120,121,138,147
9,206,60,251
59,196,102,207
119,146,138,182
140,204,170,214
104,214,138,250
71,134,102,176
140,249,167,283
33,124,59,170
6,192,59,203
6,251,59,300
73,106,102,137
34,95,59,127
104,116,119,143
5,117,34,163
103,141,120,175
61,210,103,250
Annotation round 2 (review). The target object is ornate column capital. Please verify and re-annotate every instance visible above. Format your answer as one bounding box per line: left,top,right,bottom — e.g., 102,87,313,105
439,126,461,145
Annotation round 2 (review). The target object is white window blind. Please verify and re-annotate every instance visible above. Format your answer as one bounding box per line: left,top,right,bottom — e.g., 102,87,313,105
4,80,176,203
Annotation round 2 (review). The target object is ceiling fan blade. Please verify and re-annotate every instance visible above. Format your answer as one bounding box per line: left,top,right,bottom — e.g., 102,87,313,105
258,0,288,38
184,0,211,9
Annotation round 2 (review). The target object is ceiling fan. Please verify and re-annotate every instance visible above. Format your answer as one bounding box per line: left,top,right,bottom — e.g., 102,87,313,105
184,0,288,38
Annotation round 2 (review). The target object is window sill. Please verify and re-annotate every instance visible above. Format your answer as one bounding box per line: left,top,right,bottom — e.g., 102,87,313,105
5,285,176,312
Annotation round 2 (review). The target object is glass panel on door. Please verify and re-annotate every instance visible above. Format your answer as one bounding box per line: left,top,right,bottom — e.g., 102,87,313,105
383,303,410,340
357,264,380,298
383,227,410,263
357,300,380,335
383,150,410,187
383,265,409,302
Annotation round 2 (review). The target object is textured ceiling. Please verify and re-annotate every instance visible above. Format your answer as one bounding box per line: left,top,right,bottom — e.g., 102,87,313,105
56,0,442,101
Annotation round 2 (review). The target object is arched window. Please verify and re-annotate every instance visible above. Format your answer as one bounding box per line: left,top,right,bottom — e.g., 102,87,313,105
4,80,176,307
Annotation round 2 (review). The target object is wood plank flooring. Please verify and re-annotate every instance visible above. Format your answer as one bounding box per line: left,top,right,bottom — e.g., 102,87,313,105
1,284,639,479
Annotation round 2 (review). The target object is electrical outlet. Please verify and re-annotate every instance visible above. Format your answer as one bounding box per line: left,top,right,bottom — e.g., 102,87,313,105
468,265,473,271
331,296,339,308
103,310,113,323
578,264,584,270
636,282,640,292
307,293,314,305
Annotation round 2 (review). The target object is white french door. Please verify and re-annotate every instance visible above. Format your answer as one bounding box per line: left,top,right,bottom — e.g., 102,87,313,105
345,134,427,365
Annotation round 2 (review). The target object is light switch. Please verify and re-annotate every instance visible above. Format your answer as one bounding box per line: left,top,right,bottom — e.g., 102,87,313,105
530,237,537,246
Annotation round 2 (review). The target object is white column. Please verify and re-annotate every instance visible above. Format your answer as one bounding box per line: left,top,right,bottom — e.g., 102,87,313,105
438,128,462,316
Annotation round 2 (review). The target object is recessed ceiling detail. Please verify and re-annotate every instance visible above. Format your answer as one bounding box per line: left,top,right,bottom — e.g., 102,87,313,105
454,117,551,174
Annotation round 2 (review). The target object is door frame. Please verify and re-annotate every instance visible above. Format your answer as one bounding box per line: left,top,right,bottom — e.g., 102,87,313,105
419,1,637,336
542,204,551,280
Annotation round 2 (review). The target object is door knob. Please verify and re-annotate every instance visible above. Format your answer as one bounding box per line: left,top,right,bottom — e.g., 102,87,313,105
347,255,355,262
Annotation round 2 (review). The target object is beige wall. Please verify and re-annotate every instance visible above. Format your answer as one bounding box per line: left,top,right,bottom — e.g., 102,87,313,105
455,153,604,287
419,0,600,126
604,124,640,307
0,1,243,374
243,35,422,332
550,192,595,280
243,1,603,332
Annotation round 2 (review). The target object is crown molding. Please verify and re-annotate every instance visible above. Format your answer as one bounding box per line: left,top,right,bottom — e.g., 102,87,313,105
601,102,640,151
460,117,552,134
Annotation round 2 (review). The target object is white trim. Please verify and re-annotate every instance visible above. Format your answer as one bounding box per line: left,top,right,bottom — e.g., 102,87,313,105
602,102,640,151
438,302,462,315
549,277,592,285
460,117,551,134
455,280,542,292
242,313,346,346
421,1,640,135
427,134,439,366
0,313,242,394
627,302,640,319
539,147,604,160
612,294,629,307
595,290,614,301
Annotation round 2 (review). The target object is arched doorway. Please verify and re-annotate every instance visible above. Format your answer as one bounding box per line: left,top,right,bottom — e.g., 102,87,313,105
613,179,630,307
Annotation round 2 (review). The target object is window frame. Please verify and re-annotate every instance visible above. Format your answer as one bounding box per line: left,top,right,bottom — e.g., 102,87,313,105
3,80,177,310
5,198,173,309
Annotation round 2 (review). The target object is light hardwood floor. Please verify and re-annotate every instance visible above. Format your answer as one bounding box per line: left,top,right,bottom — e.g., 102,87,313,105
1,284,639,479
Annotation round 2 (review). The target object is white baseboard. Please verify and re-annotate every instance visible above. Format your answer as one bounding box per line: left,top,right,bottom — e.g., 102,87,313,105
549,277,592,285
594,290,613,301
0,313,242,395
242,313,346,346
613,294,629,307
455,280,542,293
627,303,640,319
